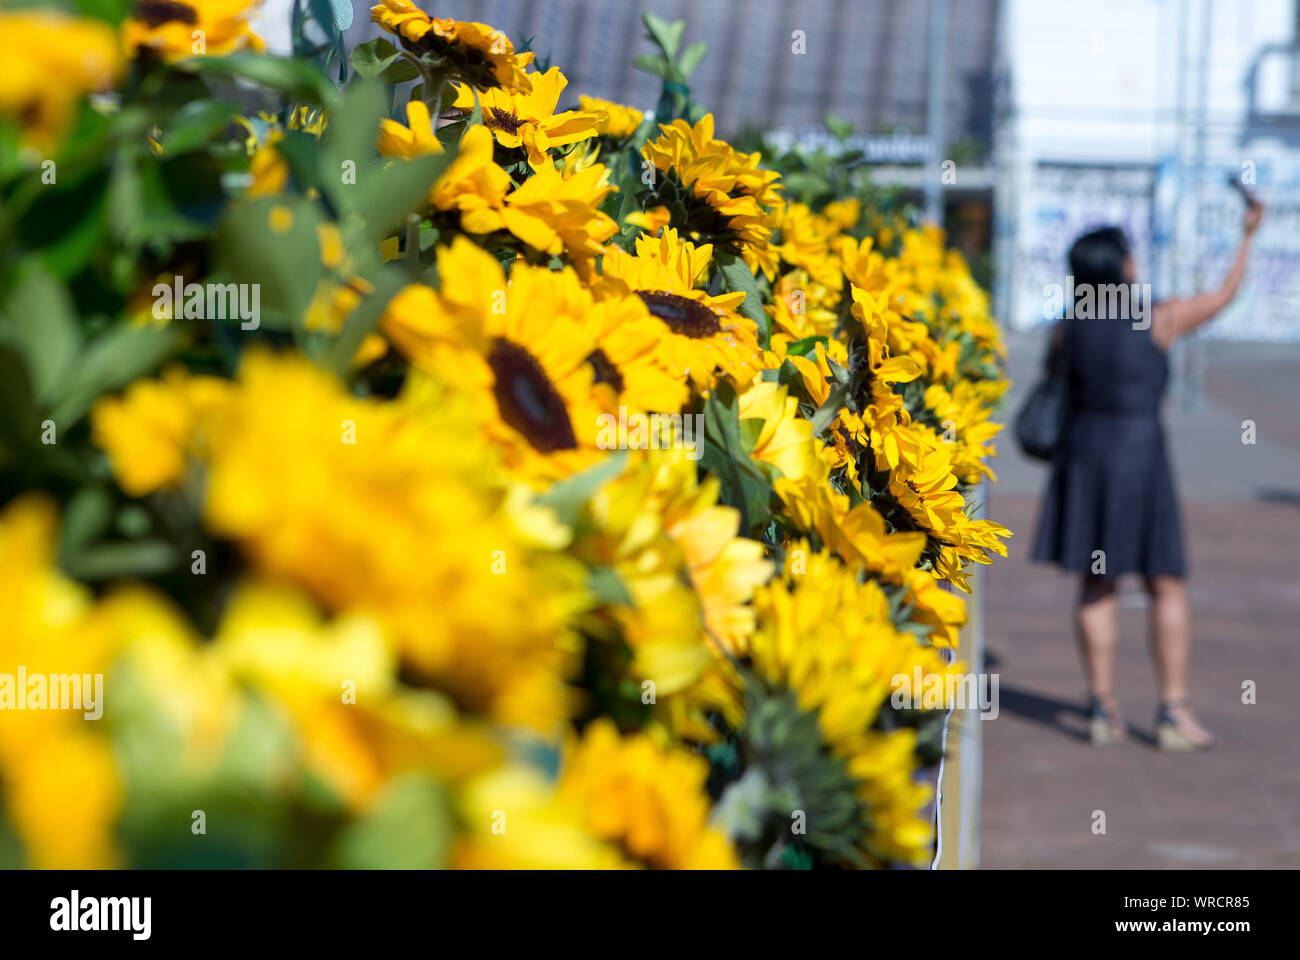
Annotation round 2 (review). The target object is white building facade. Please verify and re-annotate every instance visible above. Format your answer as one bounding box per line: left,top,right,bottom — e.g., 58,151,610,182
997,0,1300,342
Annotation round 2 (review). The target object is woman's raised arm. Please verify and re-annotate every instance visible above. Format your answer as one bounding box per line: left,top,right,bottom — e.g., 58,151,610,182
1151,204,1263,350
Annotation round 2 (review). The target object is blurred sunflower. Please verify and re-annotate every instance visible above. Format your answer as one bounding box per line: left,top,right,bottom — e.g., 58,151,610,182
370,2,534,93
93,351,590,734
90,365,232,496
451,765,628,870
580,95,644,140
599,228,760,389
213,581,501,808
775,202,844,292
0,11,122,153
728,546,953,867
0,496,121,869
123,0,266,62
774,474,928,585
767,269,840,343
557,721,738,868
376,99,444,158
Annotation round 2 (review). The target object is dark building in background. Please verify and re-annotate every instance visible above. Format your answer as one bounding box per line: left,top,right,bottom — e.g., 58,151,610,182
350,0,999,152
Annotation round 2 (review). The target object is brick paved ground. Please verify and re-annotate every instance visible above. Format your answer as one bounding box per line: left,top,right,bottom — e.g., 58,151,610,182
978,333,1300,869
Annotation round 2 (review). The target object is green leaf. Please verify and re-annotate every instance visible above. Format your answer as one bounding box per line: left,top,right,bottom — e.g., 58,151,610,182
534,452,628,529
0,262,80,407
0,345,41,474
679,42,709,78
50,323,184,428
809,381,851,437
587,565,633,607
350,38,418,83
321,265,408,375
59,485,113,562
824,112,854,143
784,335,828,358
70,0,133,23
162,101,241,155
362,147,457,240
643,13,685,60
189,54,337,106
700,383,774,533
322,79,385,213
716,253,769,342
632,54,671,80
18,168,111,280
272,129,328,195
211,194,326,331
323,0,354,31
332,774,452,869
62,540,178,580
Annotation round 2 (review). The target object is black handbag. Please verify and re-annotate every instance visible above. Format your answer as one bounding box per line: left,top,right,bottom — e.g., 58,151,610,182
1014,324,1068,461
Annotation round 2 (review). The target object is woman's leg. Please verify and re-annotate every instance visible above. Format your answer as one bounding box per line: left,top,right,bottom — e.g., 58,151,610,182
1077,574,1124,743
1076,574,1119,699
1145,575,1215,746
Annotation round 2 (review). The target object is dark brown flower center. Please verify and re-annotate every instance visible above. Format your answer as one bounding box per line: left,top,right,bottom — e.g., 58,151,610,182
135,0,197,27
636,291,721,339
586,348,625,394
488,338,577,453
485,108,524,135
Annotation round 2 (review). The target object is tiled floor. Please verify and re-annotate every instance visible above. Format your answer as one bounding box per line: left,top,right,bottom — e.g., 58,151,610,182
978,333,1300,869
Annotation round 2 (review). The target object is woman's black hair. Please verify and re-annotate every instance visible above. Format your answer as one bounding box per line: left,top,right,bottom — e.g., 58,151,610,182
1068,226,1131,289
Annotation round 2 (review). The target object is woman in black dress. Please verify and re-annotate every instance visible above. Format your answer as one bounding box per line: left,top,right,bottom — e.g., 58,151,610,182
1032,205,1262,751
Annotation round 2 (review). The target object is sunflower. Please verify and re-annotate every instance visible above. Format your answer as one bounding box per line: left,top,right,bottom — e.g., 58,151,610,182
381,237,612,482
370,2,534,93
377,99,445,159
91,365,232,496
213,581,501,809
775,202,844,292
0,11,122,154
490,163,619,263
452,67,602,171
642,114,783,279
94,351,590,734
767,269,840,343
736,380,822,482
582,293,690,416
728,546,956,867
569,450,770,738
923,380,1005,484
451,765,630,870
777,339,868,481
0,496,121,869
599,228,760,389
773,474,928,585
123,0,265,62
556,721,739,869
580,95,644,140
644,453,773,655
377,117,516,228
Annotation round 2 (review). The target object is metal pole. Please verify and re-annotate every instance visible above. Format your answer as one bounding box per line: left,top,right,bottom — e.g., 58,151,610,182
925,0,950,227
1170,0,1190,407
1187,0,1212,412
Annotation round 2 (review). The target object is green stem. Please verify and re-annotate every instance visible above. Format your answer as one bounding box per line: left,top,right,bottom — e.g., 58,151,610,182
405,213,420,277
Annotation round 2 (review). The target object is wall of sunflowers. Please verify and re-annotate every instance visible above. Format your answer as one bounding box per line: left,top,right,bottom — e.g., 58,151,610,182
0,0,1011,869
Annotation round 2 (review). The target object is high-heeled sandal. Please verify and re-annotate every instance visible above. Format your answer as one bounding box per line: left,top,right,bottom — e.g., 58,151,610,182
1088,693,1126,747
1156,698,1216,752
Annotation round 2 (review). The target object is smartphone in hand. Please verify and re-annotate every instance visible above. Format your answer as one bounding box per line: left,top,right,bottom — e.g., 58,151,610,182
1226,173,1262,209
